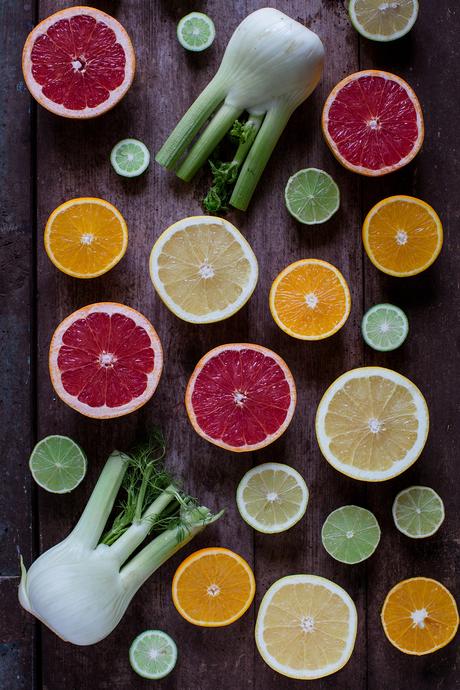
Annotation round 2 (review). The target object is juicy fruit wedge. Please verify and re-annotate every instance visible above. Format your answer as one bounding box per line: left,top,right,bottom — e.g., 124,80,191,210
381,578,459,655
362,303,409,351
315,367,429,481
111,139,150,177
29,435,86,494
129,630,177,680
149,216,258,324
185,343,296,452
269,259,351,340
177,12,215,51
49,302,163,419
363,195,443,277
349,0,419,42
321,505,381,564
284,168,340,224
392,486,445,538
256,575,357,679
236,463,309,533
22,7,135,118
44,197,128,279
172,548,255,627
322,70,424,176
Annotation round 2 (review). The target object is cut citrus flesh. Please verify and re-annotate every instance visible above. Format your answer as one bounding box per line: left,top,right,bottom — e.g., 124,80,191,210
177,12,215,51
322,70,424,176
129,630,177,679
256,575,357,679
284,168,340,224
236,463,309,534
315,367,429,481
392,486,445,538
321,505,381,564
381,578,459,655
362,303,409,351
49,302,163,419
44,197,128,278
172,548,255,627
22,7,135,118
363,195,443,277
29,435,86,493
111,139,150,177
349,0,419,42
185,344,296,451
149,216,258,324
269,259,351,340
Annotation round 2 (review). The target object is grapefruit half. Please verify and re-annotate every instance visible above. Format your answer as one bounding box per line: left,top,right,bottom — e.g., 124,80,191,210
22,6,135,118
49,303,163,419
185,344,296,452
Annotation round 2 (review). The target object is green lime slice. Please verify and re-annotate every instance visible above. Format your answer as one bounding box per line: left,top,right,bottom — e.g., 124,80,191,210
177,12,215,52
285,168,340,224
349,0,419,42
110,139,150,177
29,435,86,493
361,303,408,351
321,505,381,564
129,630,177,679
236,462,308,534
392,486,445,538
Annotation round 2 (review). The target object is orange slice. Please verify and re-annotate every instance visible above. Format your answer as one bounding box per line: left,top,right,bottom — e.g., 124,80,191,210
172,548,256,627
363,195,443,277
381,577,459,655
269,259,351,340
45,197,128,278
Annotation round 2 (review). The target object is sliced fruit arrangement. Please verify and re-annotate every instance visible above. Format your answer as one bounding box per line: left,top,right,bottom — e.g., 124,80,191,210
44,197,128,279
392,486,445,538
29,435,86,494
129,630,177,680
149,216,258,324
236,463,308,534
256,575,357,679
349,0,419,42
362,303,409,351
185,343,296,451
284,168,340,224
381,578,459,655
111,139,150,177
321,506,381,564
269,259,351,340
172,547,255,627
22,6,135,118
363,195,443,277
315,367,429,481
322,70,424,176
177,12,215,51
49,302,163,419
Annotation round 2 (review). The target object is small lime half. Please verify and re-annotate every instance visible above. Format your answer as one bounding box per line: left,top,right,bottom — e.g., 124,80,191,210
29,435,86,493
349,0,419,42
177,12,215,52
322,505,381,564
392,486,445,538
129,630,177,680
111,139,150,178
362,303,408,351
285,168,340,224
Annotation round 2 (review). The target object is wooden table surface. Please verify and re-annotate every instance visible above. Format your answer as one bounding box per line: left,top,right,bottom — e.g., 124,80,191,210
1,1,459,688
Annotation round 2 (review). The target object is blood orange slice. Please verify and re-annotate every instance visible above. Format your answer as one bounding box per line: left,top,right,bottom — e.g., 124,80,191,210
185,344,296,452
22,7,135,118
322,70,424,176
49,303,163,419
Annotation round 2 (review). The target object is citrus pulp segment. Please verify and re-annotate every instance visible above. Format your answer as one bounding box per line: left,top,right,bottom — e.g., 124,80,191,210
321,506,381,564
392,486,445,538
22,7,135,118
49,302,163,419
129,630,177,679
29,435,86,493
349,0,419,42
149,216,258,324
185,344,296,452
177,12,216,51
362,303,409,351
284,168,340,224
315,367,429,481
255,575,357,679
111,139,150,177
269,259,351,340
322,70,424,176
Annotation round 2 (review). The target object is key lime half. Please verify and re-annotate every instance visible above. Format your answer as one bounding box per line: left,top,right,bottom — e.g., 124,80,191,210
129,630,177,680
285,168,340,224
110,139,150,177
29,435,86,493
349,0,419,42
392,486,445,538
177,12,215,51
321,505,381,564
362,303,409,351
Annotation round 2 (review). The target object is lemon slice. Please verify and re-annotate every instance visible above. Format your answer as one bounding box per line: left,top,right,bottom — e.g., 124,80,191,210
349,0,419,42
315,367,429,481
256,575,357,679
149,216,258,323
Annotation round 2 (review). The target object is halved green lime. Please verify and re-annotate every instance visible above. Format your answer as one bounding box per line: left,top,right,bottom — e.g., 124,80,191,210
392,486,445,538
285,168,340,224
110,139,150,177
129,630,177,680
361,303,408,351
321,505,381,564
29,435,86,493
349,0,419,42
177,12,215,52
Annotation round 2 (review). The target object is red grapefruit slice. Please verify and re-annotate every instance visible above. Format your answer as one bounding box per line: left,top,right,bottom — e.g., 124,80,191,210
322,70,424,176
185,344,296,452
22,7,135,118
49,303,163,419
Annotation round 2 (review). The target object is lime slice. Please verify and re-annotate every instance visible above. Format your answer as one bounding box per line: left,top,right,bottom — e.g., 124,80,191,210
177,12,215,52
285,168,340,224
361,303,408,351
236,463,308,533
129,630,177,680
349,0,419,42
392,486,445,538
110,139,150,177
321,506,381,564
29,435,86,493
